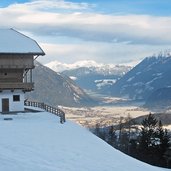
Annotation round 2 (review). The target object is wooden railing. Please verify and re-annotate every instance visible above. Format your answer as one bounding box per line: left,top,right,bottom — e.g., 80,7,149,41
25,100,66,124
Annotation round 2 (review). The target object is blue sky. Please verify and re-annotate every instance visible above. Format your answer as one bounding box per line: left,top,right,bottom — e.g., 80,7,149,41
72,0,171,16
2,0,171,15
0,0,171,65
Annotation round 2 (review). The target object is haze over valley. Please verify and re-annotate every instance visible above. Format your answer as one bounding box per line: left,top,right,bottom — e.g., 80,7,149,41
31,52,171,131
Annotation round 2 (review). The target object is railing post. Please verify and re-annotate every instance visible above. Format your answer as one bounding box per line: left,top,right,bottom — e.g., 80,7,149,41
41,103,44,109
60,116,63,124
62,111,66,123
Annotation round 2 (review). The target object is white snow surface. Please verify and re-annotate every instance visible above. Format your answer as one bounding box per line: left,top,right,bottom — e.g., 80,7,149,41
0,111,167,171
0,29,44,54
69,76,77,80
127,76,135,82
45,60,105,72
95,79,117,89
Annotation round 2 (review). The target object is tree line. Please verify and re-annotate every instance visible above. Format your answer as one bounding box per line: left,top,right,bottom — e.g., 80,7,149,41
93,113,171,168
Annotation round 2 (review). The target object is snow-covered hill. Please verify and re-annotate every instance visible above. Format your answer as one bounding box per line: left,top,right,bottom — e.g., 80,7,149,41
0,110,167,171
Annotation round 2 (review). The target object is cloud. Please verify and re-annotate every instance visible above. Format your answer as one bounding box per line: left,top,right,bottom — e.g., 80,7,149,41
0,0,171,64
0,1,171,45
8,0,94,11
38,42,170,64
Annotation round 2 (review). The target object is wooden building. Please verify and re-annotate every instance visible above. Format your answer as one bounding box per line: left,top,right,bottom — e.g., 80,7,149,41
0,29,45,113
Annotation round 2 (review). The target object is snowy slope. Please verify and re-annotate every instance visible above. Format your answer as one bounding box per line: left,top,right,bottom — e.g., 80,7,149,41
110,55,171,100
0,111,167,171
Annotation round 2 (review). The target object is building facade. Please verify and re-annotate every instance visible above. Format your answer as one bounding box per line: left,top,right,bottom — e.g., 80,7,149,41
0,29,45,113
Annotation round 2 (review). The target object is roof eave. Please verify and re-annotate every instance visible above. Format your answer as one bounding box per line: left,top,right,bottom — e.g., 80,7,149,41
0,52,45,56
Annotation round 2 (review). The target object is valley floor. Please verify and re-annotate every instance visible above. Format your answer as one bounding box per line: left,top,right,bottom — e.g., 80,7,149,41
61,105,150,128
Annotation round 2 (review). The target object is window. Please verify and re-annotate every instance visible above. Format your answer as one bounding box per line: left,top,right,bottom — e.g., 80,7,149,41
13,95,20,102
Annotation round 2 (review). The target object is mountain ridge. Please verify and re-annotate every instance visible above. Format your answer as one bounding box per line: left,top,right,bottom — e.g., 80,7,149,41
46,60,131,94
26,61,96,107
109,55,171,101
45,60,132,74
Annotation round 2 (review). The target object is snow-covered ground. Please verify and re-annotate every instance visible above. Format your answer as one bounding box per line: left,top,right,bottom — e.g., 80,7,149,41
0,111,167,171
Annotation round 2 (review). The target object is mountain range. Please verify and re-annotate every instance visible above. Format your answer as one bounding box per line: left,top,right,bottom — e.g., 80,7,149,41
108,54,171,108
46,60,131,94
26,62,96,107
45,60,131,73
35,55,171,108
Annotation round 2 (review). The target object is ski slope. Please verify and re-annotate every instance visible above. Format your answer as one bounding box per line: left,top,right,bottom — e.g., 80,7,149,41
0,111,167,171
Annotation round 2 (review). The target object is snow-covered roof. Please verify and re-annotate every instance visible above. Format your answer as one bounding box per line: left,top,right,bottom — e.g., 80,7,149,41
0,29,45,55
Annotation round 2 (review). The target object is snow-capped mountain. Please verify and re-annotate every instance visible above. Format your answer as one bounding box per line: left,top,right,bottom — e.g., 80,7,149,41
110,54,171,101
26,62,96,107
45,60,103,72
46,60,131,94
45,60,131,75
0,111,167,171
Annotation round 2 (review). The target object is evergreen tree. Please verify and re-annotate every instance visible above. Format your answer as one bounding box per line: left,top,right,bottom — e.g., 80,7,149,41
93,113,170,168
94,123,106,141
156,120,170,166
138,114,158,164
107,125,117,147
129,138,139,158
119,131,129,153
139,113,158,152
94,123,101,137
138,113,170,167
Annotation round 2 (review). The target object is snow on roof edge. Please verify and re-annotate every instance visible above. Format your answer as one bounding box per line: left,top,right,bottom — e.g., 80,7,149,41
11,29,45,56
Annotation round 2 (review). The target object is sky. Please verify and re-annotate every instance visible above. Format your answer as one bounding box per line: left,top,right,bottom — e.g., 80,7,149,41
0,0,171,65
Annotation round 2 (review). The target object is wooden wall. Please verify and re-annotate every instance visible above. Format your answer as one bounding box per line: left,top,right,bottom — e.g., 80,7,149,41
0,69,23,82
0,54,34,69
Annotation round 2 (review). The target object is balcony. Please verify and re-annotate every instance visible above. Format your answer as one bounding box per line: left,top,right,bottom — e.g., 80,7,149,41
0,82,34,92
